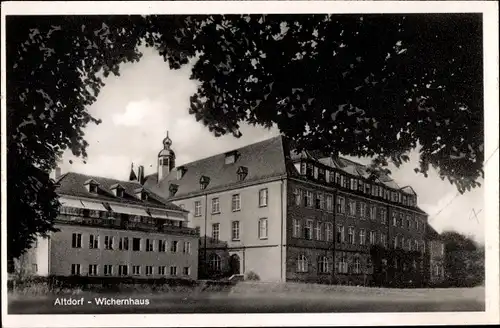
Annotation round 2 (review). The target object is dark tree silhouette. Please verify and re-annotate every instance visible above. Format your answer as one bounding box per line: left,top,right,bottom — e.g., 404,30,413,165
6,14,483,259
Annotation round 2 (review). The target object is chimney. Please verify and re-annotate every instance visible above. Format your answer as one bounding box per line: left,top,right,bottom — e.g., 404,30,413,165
137,165,145,185
50,167,62,180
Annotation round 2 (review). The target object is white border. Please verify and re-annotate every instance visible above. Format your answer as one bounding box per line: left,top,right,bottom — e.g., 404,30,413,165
1,1,499,327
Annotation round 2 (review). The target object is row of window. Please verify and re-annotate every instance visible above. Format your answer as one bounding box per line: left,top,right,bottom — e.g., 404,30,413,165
296,254,365,274
292,220,426,252
72,233,191,253
210,218,269,241
293,188,424,232
189,189,269,216
296,254,422,274
296,161,417,207
71,264,190,276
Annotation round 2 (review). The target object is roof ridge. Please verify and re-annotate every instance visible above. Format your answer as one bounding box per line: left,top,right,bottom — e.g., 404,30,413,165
63,171,141,186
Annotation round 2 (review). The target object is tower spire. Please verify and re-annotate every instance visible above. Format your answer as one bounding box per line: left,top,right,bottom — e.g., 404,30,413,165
129,162,137,181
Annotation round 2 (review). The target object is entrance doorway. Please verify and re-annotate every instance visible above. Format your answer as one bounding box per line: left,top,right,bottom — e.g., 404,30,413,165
229,254,241,275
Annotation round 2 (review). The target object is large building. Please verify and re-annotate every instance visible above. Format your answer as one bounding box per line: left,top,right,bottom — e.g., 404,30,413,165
15,165,199,280
143,134,440,285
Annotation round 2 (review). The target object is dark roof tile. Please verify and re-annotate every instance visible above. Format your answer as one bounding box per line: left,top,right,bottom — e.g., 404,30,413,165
56,172,185,212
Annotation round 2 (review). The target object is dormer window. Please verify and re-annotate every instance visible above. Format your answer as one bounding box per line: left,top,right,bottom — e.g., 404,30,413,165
318,168,325,181
169,184,179,197
84,179,99,194
224,151,238,165
176,166,186,180
200,176,210,190
237,166,248,181
306,163,314,177
110,184,124,198
134,187,148,201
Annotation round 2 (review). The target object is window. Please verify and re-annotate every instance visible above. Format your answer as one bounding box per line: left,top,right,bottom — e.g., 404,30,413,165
416,219,420,231
118,237,129,251
146,239,154,252
422,240,426,253
132,238,141,251
369,231,376,245
347,227,355,244
304,220,313,240
183,241,192,254
315,192,324,210
370,206,376,221
392,212,397,226
326,194,334,212
297,254,308,272
158,240,167,252
381,233,387,247
393,236,399,248
231,221,241,241
318,256,330,273
72,233,82,248
194,201,202,217
88,264,98,276
306,163,314,177
336,225,345,243
314,166,319,179
441,243,445,255
359,229,366,245
353,258,361,274
401,236,405,249
259,218,268,239
104,265,113,276
300,162,306,175
170,241,178,253
32,264,38,273
118,265,128,276
71,264,81,275
259,189,268,207
365,183,371,194
305,191,313,207
315,222,323,240
146,266,153,276
338,254,348,274
211,198,220,214
212,223,220,242
407,239,412,251
89,234,99,249
232,194,241,211
348,200,357,217
158,266,166,275
399,213,405,228
325,223,333,242
337,196,345,213
415,240,419,252
104,236,114,250
359,202,366,219
132,265,141,276
293,219,301,238
380,208,387,225
318,168,326,181
294,188,302,206
237,166,248,181
358,180,364,192
209,254,221,271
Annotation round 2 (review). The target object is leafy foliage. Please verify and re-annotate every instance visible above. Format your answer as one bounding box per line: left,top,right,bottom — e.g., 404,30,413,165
7,14,483,259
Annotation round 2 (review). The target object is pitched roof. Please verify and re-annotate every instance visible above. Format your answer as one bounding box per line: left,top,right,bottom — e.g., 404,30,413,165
144,136,288,200
56,172,185,212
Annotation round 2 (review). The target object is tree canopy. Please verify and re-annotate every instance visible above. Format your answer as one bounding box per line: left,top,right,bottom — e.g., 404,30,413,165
6,14,483,259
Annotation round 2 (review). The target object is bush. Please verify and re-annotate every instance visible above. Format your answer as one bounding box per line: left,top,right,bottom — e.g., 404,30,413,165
245,271,260,281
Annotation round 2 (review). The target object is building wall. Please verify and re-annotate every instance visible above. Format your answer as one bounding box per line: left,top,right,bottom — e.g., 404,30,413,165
48,223,198,279
173,179,286,281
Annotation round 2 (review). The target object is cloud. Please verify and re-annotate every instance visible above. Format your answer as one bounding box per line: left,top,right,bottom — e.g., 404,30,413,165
112,100,152,126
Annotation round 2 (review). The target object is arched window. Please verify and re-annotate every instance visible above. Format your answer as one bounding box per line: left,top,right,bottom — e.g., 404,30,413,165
296,254,308,273
318,256,330,274
209,253,221,271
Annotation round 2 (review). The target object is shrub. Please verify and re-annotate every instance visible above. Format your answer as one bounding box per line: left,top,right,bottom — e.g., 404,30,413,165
245,271,260,281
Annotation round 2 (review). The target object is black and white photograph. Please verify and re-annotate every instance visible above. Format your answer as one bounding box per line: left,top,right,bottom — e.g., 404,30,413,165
1,1,499,326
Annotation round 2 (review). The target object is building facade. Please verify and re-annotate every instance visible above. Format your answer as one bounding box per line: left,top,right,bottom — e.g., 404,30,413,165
16,167,199,280
428,226,446,283
143,134,441,285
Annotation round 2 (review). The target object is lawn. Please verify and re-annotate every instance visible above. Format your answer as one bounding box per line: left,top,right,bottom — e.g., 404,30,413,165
8,282,485,314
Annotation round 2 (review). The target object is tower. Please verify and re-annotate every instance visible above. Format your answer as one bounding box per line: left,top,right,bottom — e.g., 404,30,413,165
158,131,176,181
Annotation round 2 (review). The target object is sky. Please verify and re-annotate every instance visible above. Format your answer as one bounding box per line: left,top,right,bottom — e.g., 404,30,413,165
58,46,485,244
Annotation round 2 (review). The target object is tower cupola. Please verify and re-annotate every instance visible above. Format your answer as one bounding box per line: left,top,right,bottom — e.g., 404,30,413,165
158,131,176,181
